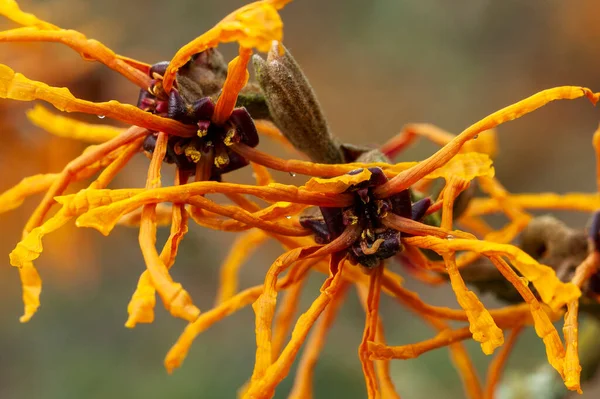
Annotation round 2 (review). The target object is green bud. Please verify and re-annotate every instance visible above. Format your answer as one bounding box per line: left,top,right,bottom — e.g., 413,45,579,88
253,41,344,164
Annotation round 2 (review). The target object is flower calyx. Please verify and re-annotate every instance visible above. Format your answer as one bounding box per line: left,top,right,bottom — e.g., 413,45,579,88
300,167,431,269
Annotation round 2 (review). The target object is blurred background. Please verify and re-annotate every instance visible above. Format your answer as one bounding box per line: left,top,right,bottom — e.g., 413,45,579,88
1,0,600,398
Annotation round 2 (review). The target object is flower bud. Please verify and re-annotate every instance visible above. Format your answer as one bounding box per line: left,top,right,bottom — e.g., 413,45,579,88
253,41,344,164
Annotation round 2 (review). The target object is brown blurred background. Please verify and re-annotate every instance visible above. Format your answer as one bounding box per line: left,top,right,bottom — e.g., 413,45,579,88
1,0,600,398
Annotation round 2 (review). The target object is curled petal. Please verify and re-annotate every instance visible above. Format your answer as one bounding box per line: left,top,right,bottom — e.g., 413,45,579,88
10,138,141,320
165,252,317,373
213,48,251,124
423,153,494,182
443,254,504,355
0,64,195,137
75,182,351,235
244,254,349,399
215,229,269,304
127,196,189,328
358,267,384,398
232,142,411,178
369,327,472,360
405,236,581,310
138,133,200,323
305,168,372,194
17,262,42,323
250,227,360,385
488,256,567,381
0,27,151,88
288,281,348,399
380,123,496,160
382,213,475,240
466,193,600,216
0,173,57,214
125,272,156,327
375,86,600,198
10,209,72,268
163,0,288,91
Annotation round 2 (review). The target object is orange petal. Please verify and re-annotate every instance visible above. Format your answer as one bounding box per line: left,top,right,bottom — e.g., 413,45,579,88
358,267,384,399
0,173,57,214
444,254,504,355
0,64,194,137
288,280,349,399
27,105,124,143
484,327,524,399
17,261,42,323
212,48,251,124
215,229,269,304
0,26,151,88
563,300,582,393
488,256,566,379
0,0,58,29
466,193,600,216
405,236,581,311
424,153,495,182
375,86,599,198
163,0,287,91
304,168,372,194
244,256,348,399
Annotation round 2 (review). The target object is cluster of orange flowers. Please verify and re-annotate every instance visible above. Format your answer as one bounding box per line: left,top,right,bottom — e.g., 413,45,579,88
1,0,600,397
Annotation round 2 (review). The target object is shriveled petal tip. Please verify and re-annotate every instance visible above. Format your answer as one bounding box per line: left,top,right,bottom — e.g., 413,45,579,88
424,153,495,181
305,168,372,194
163,0,287,92
0,173,57,214
17,262,42,323
9,210,74,268
221,2,284,52
9,230,44,267
125,291,156,328
407,236,581,311
165,343,187,374
167,285,201,322
444,255,504,354
506,250,581,310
